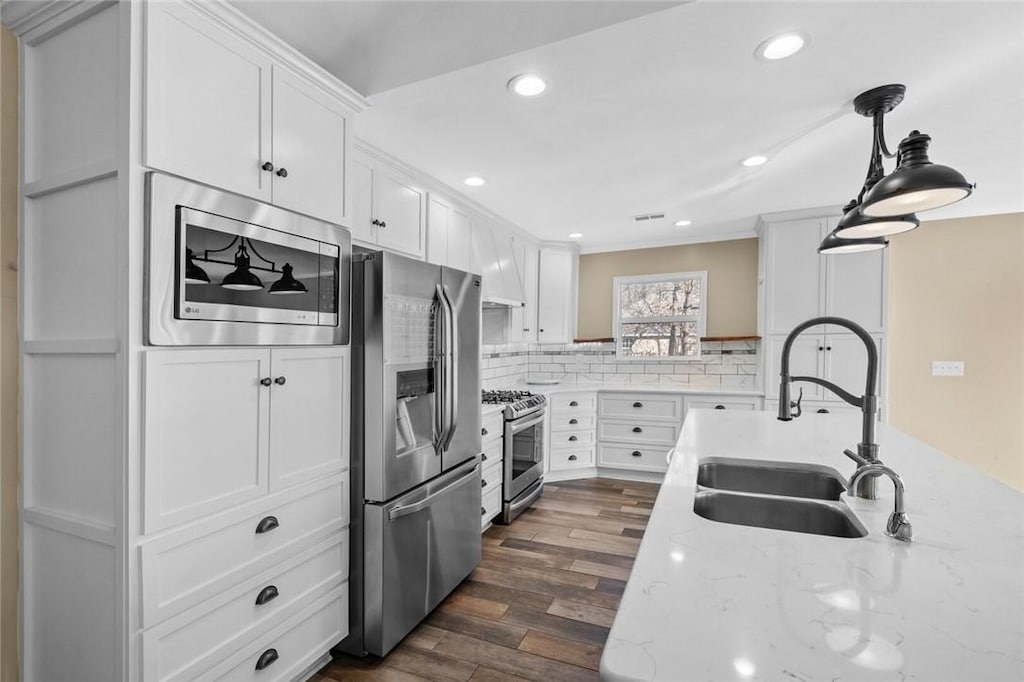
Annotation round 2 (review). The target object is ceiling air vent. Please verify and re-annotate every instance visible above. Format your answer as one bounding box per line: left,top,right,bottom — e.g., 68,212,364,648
632,212,666,223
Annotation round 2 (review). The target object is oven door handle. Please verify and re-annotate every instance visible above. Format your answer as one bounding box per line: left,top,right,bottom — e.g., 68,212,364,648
440,284,458,451
509,412,545,434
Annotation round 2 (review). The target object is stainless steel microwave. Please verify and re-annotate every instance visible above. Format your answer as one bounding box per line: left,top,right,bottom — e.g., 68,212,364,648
146,172,350,346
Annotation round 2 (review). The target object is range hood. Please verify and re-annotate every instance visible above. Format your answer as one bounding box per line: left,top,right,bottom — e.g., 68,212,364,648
472,223,525,307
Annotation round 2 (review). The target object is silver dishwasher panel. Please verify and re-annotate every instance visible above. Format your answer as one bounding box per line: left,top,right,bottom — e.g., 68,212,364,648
362,459,482,656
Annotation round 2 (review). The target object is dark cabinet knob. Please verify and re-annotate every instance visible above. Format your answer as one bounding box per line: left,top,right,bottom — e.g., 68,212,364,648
261,162,274,172
260,377,272,387
568,455,578,461
255,585,279,606
632,426,643,433
255,648,279,671
826,346,832,351
380,221,387,228
714,405,726,410
818,346,824,352
632,402,643,408
631,451,642,457
539,328,545,333
568,435,578,442
523,328,530,332
275,168,288,178
481,427,488,436
274,376,286,386
569,401,578,407
255,515,279,534
816,408,831,414
569,418,578,425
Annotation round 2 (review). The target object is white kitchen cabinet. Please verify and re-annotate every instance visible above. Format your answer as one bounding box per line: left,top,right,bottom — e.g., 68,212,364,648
350,157,426,258
764,332,884,401
510,238,539,342
548,391,597,473
427,195,474,272
144,347,349,532
145,1,358,226
536,246,579,343
684,397,761,412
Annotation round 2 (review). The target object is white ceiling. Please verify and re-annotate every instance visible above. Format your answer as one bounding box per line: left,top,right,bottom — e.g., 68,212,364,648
236,1,1024,252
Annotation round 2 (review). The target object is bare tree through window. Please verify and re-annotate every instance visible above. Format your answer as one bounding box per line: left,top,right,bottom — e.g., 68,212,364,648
614,272,707,358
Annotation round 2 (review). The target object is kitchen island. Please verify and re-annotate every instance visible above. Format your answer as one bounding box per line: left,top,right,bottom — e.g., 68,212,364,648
600,410,1024,681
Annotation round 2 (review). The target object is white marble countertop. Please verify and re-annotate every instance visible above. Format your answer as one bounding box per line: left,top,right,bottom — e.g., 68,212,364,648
511,380,765,397
601,410,1024,681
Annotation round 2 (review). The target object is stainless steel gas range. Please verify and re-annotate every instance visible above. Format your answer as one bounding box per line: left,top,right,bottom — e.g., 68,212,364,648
481,390,547,523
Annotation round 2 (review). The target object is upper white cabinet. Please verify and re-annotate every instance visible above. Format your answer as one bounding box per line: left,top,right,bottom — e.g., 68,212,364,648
145,1,360,225
510,238,539,342
537,245,579,343
350,155,426,258
760,215,887,335
427,195,474,272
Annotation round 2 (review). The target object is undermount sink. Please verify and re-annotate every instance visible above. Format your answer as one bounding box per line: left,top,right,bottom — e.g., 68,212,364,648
693,490,868,538
696,457,847,501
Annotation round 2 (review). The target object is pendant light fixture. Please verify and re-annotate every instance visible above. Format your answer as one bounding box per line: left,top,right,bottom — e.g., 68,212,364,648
827,84,973,250
184,248,210,284
818,224,888,255
269,263,308,295
221,242,264,291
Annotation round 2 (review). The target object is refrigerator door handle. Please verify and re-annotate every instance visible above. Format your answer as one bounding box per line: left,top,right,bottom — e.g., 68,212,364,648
387,464,479,521
441,284,459,451
432,284,447,452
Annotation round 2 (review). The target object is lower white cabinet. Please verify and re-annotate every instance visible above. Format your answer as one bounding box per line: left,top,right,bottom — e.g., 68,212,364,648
597,443,670,473
548,391,597,473
481,407,505,529
684,397,761,412
143,347,349,533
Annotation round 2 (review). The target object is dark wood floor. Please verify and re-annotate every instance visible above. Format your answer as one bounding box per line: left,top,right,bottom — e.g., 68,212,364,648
314,477,659,681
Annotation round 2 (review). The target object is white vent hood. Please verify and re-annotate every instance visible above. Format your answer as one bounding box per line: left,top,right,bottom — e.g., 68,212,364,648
472,222,525,307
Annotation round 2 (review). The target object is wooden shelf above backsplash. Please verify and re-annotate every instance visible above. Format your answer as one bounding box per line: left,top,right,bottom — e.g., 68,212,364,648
571,335,761,344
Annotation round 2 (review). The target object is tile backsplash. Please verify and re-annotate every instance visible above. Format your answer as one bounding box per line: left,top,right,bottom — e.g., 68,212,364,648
481,340,760,390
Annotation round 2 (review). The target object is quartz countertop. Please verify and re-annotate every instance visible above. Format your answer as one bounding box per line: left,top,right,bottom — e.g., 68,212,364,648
512,381,764,397
600,411,1024,681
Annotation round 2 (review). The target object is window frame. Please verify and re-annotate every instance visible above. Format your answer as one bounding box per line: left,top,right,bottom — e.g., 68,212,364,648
612,270,708,361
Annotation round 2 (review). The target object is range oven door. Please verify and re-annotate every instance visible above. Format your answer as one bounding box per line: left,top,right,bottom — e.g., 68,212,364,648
504,411,545,502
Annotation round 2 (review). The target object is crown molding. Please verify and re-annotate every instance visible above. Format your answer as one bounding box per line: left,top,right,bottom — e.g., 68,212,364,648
2,0,114,44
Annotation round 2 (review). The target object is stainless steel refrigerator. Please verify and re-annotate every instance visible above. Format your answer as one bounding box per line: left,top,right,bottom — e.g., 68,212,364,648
337,248,482,657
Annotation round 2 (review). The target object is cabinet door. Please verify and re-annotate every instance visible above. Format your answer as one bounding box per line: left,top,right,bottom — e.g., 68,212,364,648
763,219,827,334
471,222,503,300
448,207,474,273
823,333,884,403
145,1,272,202
271,66,352,225
537,248,573,343
349,160,375,244
826,247,886,333
426,196,450,266
373,169,426,257
268,347,350,492
764,334,823,400
143,349,271,532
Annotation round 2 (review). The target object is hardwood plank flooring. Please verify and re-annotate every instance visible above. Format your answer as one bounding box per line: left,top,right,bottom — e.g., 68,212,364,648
313,477,659,681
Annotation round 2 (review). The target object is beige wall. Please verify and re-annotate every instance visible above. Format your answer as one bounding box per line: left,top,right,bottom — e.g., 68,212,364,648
577,238,759,339
0,23,18,682
889,212,1024,491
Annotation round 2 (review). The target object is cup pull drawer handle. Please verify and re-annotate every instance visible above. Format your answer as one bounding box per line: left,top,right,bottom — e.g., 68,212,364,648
632,451,642,457
482,453,488,461
632,402,643,408
481,506,486,516
255,585,279,606
568,455,578,461
255,516,279,534
569,418,578,424
255,648,279,671
481,479,487,488
714,405,726,410
569,401,579,407
481,427,488,436
632,426,643,433
816,408,830,414
568,435,578,442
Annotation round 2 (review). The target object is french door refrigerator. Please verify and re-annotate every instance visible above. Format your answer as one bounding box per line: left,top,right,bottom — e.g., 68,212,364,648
338,248,482,657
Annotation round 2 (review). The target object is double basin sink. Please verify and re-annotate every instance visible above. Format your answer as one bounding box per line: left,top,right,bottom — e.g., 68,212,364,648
693,458,867,538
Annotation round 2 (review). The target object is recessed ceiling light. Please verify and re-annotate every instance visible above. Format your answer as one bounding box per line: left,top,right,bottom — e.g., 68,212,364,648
742,155,768,167
463,176,486,187
674,220,692,227
568,232,583,239
508,74,548,97
755,31,809,61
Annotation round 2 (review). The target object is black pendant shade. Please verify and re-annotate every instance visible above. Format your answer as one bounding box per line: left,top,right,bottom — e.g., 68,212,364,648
184,248,210,284
221,247,263,291
818,227,888,255
834,200,919,240
269,263,308,295
860,131,974,217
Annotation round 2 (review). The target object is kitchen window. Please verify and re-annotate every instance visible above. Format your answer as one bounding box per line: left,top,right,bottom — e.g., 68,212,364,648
613,271,707,359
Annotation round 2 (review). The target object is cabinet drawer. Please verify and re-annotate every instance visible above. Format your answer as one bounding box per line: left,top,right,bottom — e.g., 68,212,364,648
205,587,347,682
597,420,679,446
481,409,504,443
549,447,594,471
550,413,596,431
481,439,503,469
140,475,347,629
686,397,761,412
598,443,669,473
481,462,502,499
481,488,502,528
143,532,348,682
549,392,597,414
599,393,684,422
550,428,595,449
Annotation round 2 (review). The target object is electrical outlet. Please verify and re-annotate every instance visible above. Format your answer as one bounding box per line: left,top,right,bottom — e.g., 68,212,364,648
932,361,965,377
